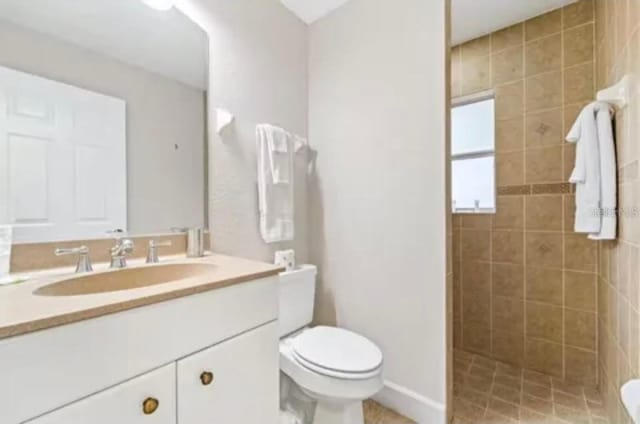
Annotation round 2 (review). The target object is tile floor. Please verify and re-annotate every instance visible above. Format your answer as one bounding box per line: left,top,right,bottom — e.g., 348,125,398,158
364,400,414,424
453,350,609,424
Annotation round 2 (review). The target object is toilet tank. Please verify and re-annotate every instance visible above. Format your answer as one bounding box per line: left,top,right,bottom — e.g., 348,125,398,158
278,265,317,337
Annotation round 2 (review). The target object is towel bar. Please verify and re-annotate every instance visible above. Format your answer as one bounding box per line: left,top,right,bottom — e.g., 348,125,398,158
597,75,631,109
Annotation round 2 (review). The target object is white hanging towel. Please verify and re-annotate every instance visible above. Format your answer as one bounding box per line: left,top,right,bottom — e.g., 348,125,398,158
566,101,616,240
590,102,616,240
256,124,295,243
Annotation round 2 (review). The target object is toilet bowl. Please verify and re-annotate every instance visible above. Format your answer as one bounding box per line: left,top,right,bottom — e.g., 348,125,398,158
278,266,384,424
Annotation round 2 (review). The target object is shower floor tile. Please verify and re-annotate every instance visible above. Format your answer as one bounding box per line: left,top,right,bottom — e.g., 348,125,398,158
452,350,609,424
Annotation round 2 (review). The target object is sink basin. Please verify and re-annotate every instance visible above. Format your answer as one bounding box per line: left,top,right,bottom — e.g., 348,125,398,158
34,263,217,296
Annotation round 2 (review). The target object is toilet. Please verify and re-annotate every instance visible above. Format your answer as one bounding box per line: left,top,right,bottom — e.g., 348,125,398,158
278,265,384,424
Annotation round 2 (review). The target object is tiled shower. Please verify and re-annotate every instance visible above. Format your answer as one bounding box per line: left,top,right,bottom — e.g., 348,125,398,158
451,0,640,423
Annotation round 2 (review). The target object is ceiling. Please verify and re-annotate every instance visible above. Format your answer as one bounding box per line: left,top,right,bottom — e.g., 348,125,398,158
280,0,352,24
280,0,579,45
0,0,208,90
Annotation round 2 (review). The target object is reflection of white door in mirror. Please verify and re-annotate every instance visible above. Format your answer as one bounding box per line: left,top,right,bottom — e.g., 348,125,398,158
0,65,127,243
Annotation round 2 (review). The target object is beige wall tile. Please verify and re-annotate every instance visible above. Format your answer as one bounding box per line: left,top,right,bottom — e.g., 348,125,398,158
492,329,525,366
525,195,564,231
492,230,525,264
492,46,524,85
526,146,564,183
618,297,630,357
462,260,491,293
563,0,594,29
630,0,640,36
463,290,491,327
526,338,564,377
526,267,563,305
615,0,628,54
525,108,564,148
454,320,463,349
525,33,562,76
526,71,563,112
563,194,576,232
461,35,491,59
451,8,603,381
564,62,595,104
461,229,491,261
496,117,525,152
460,214,492,229
565,309,597,350
463,324,491,355
526,232,563,269
595,0,606,46
565,347,597,386
493,263,525,298
495,81,524,120
525,9,562,41
564,234,597,272
565,271,596,311
493,296,524,333
564,24,595,67
629,245,640,311
527,302,563,342
629,310,640,375
461,55,491,95
493,196,524,230
497,151,525,185
492,23,524,52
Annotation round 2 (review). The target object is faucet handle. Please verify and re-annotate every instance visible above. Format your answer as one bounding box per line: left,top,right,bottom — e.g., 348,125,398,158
55,246,89,256
109,238,134,269
55,246,93,273
146,240,172,264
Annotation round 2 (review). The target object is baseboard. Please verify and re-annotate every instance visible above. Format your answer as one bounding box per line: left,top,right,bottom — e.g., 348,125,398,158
372,380,447,424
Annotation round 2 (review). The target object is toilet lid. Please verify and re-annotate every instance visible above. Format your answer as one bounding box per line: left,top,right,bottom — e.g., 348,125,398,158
291,326,383,375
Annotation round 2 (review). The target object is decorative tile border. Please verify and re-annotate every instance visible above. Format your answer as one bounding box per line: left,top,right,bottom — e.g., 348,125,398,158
531,182,572,194
498,183,573,196
497,185,531,195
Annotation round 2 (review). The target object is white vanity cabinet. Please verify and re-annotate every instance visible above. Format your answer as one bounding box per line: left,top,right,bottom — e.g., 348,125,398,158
26,364,177,424
177,322,279,424
26,322,278,424
0,276,280,424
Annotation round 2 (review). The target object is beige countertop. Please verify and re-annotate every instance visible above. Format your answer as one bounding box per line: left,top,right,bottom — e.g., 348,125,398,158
0,253,283,341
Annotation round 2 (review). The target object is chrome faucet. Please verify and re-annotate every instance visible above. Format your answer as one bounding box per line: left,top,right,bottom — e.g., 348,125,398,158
146,240,172,263
55,246,93,273
110,238,134,269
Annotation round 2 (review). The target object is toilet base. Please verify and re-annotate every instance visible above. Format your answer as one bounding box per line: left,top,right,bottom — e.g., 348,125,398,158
313,400,364,424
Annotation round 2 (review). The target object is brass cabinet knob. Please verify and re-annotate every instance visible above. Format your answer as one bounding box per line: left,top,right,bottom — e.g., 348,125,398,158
200,371,214,386
142,397,159,415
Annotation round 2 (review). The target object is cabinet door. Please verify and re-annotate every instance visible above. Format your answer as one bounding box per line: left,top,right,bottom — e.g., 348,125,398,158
26,363,176,424
177,322,279,424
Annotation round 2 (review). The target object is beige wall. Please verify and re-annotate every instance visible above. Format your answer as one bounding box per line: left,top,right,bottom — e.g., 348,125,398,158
308,0,449,421
452,0,599,385
179,0,309,264
0,20,207,235
595,0,640,422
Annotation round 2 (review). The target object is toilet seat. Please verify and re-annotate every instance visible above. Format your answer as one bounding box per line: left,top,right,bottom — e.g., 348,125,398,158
291,326,383,380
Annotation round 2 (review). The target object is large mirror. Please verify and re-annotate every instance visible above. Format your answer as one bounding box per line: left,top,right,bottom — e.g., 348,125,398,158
0,0,209,243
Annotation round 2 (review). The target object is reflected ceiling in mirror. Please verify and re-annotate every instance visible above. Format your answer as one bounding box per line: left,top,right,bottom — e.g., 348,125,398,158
0,0,208,89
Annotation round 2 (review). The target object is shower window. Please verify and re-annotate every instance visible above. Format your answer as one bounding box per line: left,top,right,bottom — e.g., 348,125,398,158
451,91,496,213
